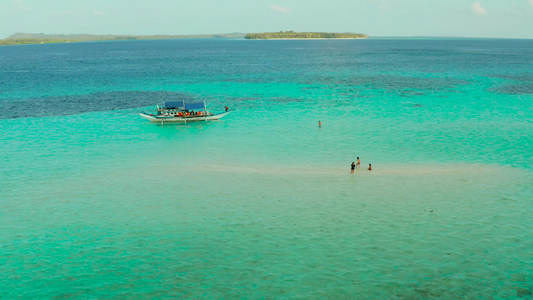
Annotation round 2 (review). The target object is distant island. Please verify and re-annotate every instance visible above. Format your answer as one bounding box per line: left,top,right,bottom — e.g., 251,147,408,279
0,31,369,46
0,32,246,46
245,31,368,39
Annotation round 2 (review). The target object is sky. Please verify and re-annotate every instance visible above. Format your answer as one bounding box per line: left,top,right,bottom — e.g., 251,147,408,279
2,0,533,39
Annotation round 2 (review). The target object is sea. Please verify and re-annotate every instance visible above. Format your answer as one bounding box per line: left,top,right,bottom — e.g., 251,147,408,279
0,38,532,299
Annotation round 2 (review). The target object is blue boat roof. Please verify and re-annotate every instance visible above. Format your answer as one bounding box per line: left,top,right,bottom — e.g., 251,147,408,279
164,101,185,109
185,102,206,110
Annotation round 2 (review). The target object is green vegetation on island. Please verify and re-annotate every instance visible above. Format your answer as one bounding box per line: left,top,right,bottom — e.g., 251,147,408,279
0,32,246,46
245,31,368,39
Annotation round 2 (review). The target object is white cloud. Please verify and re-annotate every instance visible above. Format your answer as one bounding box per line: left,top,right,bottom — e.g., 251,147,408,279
269,5,289,13
472,2,487,15
12,0,29,11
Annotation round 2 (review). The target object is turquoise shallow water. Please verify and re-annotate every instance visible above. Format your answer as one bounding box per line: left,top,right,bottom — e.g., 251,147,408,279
1,38,532,298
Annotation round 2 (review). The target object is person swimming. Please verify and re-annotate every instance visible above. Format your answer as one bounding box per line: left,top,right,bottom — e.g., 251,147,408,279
356,157,361,169
368,164,372,170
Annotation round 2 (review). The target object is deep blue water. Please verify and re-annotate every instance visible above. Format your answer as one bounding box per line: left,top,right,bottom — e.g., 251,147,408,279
1,38,532,116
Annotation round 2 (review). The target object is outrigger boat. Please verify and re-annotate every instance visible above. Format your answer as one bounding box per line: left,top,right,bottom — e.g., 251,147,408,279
139,100,231,124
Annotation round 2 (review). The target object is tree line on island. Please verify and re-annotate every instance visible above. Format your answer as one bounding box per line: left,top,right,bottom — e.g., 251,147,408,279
245,31,368,39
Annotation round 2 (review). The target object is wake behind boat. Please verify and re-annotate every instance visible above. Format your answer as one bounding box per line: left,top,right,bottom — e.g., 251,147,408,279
139,100,231,124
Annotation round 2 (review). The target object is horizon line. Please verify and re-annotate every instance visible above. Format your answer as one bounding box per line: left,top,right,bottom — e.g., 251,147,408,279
3,32,532,41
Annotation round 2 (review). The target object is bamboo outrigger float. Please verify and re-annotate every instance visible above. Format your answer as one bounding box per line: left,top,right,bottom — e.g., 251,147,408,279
139,100,231,124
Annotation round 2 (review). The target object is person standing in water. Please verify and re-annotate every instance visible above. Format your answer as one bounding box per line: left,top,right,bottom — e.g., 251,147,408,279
351,162,355,173
368,164,372,170
356,157,361,169
318,121,322,128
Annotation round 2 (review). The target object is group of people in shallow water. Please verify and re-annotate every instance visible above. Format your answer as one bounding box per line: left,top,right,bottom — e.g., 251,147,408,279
318,121,372,173
351,157,371,173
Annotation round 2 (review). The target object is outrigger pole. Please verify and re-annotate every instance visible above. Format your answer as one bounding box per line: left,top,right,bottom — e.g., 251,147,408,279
204,100,207,122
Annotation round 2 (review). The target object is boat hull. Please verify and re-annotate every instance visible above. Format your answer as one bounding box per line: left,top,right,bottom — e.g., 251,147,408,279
139,111,231,123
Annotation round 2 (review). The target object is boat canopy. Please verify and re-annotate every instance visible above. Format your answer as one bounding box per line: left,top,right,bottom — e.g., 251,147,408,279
164,101,185,109
185,102,206,110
